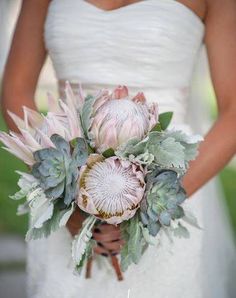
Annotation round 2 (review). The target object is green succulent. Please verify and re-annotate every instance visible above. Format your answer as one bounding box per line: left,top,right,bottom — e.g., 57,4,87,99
140,168,186,236
31,134,88,205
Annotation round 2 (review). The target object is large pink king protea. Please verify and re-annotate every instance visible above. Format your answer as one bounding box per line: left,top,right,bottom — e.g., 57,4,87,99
87,86,158,152
77,154,145,224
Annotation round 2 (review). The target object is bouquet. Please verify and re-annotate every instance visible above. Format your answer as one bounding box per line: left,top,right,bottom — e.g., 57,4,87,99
0,83,202,280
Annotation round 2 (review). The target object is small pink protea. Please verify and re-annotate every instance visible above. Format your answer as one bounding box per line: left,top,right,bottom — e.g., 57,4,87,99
0,83,83,165
77,154,145,224
88,86,158,152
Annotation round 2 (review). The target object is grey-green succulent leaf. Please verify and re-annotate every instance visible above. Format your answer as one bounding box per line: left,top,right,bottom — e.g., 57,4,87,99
147,220,161,237
31,134,88,205
140,169,187,237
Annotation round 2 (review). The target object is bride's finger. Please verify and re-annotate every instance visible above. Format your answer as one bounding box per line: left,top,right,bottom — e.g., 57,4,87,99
94,246,110,256
102,239,125,251
93,230,121,242
97,224,120,233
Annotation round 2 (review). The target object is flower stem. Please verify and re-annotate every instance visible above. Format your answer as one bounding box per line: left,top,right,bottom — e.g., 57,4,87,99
110,255,124,281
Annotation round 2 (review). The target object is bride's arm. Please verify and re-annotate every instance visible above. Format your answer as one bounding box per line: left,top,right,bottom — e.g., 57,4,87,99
1,0,50,131
183,0,236,197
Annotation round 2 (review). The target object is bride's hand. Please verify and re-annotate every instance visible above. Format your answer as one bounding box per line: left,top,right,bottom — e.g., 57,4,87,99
66,207,85,236
92,223,125,256
67,209,125,256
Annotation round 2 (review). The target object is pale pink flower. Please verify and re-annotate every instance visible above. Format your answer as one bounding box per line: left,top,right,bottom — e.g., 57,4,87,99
88,85,158,152
0,83,83,165
77,155,145,224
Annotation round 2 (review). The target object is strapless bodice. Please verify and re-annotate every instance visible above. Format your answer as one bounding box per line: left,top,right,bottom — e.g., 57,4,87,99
44,0,205,126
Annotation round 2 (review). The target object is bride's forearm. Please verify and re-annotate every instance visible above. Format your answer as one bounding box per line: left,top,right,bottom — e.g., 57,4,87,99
1,89,37,132
182,109,236,197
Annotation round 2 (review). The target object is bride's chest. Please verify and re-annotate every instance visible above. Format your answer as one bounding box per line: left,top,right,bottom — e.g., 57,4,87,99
45,0,204,58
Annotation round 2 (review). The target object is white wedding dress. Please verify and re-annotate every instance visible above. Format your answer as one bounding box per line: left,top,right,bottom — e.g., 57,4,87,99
27,1,236,297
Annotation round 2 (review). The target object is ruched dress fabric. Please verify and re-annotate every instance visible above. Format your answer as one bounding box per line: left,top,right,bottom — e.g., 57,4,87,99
27,1,236,297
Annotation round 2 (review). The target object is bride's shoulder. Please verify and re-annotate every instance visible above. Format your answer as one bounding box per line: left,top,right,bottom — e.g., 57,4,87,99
176,0,207,22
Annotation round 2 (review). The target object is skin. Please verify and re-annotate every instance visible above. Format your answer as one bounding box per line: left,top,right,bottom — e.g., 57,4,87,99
1,0,236,256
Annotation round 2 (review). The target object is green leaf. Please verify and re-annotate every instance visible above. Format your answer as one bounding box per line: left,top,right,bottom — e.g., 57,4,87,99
140,223,159,245
28,188,54,229
163,130,203,162
182,210,202,229
147,221,161,236
150,123,162,132
120,241,133,272
115,137,145,158
81,95,96,139
72,137,88,166
72,216,97,265
58,202,75,227
129,215,143,264
171,206,185,220
173,222,190,238
74,239,96,275
10,173,38,201
120,214,144,271
102,148,115,158
159,211,171,226
158,112,173,130
25,202,73,241
149,136,185,169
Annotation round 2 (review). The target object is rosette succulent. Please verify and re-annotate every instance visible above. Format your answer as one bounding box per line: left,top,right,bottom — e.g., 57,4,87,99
81,85,158,152
140,168,186,236
77,155,146,224
32,134,88,205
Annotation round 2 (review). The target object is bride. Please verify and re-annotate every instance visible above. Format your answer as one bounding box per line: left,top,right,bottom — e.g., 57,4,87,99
1,0,236,297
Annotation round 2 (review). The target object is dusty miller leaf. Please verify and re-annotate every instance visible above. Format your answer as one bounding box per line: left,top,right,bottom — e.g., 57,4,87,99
120,214,144,271
182,210,202,230
72,216,97,265
173,222,190,238
25,202,74,241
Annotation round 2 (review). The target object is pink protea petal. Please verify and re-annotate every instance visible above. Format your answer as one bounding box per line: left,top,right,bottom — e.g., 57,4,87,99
77,188,98,215
111,85,129,99
42,113,69,139
88,86,157,151
132,92,146,103
65,81,79,112
93,89,110,112
76,156,145,224
0,132,35,165
23,106,44,128
105,209,137,225
7,111,26,130
59,100,82,139
34,128,55,148
78,81,85,109
98,119,118,150
47,92,61,113
148,102,159,130
19,129,42,151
